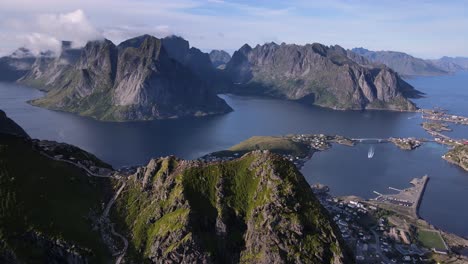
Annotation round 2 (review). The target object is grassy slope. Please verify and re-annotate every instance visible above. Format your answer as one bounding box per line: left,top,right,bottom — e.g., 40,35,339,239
0,135,112,263
213,136,309,157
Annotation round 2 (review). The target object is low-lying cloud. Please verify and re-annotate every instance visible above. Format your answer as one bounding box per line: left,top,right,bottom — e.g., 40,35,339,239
11,9,102,55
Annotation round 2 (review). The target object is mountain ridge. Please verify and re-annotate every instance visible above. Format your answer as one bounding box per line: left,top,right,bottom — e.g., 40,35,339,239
225,42,422,111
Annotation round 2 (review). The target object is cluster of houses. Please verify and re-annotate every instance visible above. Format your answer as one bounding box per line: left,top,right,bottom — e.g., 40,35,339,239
313,191,434,263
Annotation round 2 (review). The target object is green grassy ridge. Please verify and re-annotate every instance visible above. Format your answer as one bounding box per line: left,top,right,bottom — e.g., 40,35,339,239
213,136,310,157
0,134,113,263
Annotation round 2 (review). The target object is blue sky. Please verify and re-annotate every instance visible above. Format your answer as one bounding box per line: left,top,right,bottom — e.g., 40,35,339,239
1,0,467,58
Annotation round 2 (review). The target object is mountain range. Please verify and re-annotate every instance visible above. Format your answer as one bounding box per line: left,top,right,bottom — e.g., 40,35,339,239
352,48,468,77
0,35,437,120
0,111,352,263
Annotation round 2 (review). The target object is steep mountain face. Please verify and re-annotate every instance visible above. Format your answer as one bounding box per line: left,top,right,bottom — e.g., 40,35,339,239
0,115,352,263
161,35,215,80
430,56,468,72
0,136,114,263
351,48,449,77
30,35,232,121
113,152,350,263
0,48,36,82
209,50,232,68
226,42,421,111
161,36,232,92
18,41,82,91
0,110,29,138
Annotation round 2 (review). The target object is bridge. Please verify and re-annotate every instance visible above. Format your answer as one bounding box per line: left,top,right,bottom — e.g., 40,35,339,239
352,138,389,143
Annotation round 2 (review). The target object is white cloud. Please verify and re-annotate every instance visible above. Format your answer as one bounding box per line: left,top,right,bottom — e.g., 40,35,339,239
2,9,102,55
36,9,101,48
20,33,61,55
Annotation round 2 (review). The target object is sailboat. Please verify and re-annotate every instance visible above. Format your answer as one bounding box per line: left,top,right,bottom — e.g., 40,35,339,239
368,146,375,158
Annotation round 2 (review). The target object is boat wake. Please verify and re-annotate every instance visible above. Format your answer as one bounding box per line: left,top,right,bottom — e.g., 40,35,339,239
368,146,375,159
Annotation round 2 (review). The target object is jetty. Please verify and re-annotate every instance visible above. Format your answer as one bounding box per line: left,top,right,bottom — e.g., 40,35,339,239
372,175,429,219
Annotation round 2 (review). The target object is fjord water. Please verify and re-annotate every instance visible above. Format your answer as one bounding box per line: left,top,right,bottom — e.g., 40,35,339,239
0,72,467,237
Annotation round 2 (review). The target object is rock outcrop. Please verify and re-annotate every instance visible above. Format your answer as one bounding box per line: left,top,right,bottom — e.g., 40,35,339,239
29,35,232,121
226,42,422,111
0,110,29,138
209,50,232,68
351,47,449,77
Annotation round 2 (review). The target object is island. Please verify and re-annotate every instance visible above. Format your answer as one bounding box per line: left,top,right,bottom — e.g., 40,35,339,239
389,137,422,150
204,134,355,168
443,145,468,172
421,121,452,133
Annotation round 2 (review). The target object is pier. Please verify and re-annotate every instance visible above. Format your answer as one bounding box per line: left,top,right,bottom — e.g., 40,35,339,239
372,175,429,219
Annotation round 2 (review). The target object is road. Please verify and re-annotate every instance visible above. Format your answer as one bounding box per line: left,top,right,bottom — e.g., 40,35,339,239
39,149,129,263
371,230,392,264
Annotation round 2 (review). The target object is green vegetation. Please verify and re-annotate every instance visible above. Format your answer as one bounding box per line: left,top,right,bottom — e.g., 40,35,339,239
421,122,451,132
214,136,309,157
417,229,447,250
0,135,112,262
443,145,468,171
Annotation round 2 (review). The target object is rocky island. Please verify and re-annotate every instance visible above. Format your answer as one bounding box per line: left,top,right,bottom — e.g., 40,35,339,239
0,111,351,263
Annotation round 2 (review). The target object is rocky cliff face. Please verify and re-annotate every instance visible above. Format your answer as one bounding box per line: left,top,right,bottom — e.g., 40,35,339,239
18,41,82,91
113,152,350,263
351,48,449,77
161,35,232,92
0,110,29,138
29,35,232,121
226,42,422,111
209,50,232,68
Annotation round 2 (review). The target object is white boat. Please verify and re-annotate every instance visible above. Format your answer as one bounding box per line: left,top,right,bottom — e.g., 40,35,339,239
368,146,375,158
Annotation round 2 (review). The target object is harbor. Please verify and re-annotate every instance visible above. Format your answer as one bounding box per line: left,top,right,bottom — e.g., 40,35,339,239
371,175,429,219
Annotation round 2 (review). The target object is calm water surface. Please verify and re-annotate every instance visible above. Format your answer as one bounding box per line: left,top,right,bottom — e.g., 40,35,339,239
0,72,467,236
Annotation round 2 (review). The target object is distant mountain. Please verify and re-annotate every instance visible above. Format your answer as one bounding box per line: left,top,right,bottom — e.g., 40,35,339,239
430,56,468,72
351,48,449,77
209,49,231,68
225,42,422,111
0,114,351,263
0,47,36,82
27,35,232,121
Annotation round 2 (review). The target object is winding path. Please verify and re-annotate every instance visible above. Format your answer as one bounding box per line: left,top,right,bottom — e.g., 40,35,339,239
100,179,128,263
39,149,129,263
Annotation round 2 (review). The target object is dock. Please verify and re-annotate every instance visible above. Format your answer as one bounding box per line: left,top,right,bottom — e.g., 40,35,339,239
372,175,429,219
